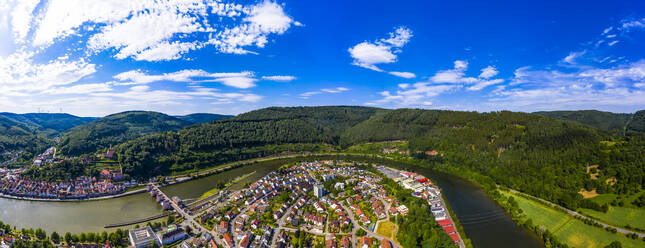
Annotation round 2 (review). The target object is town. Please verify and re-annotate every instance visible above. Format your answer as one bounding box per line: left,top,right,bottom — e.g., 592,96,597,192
0,147,137,200
124,160,463,248
0,167,131,200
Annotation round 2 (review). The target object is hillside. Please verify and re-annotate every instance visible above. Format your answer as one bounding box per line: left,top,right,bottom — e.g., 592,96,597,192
107,107,645,215
626,110,645,135
534,110,632,133
0,113,97,137
57,111,193,156
115,106,382,176
0,116,52,162
175,113,232,124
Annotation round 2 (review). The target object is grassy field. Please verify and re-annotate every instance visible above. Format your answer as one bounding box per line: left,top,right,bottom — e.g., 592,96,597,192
580,206,645,230
580,190,645,230
376,220,399,244
500,191,643,248
198,171,255,199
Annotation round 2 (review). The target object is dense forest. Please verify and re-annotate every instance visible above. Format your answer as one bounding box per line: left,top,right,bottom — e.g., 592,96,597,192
57,111,194,155
115,106,379,177
0,112,97,138
534,110,632,133
8,106,644,215
0,115,52,162
174,113,232,124
109,107,644,213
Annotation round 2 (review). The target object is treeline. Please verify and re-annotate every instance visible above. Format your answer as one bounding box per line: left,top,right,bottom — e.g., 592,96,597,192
115,106,378,178
534,110,632,134
57,111,192,155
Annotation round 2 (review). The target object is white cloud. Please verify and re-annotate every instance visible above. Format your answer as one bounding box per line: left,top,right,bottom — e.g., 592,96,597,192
562,50,586,64
299,91,321,99
621,18,645,30
367,83,460,106
0,51,96,95
18,0,298,61
9,0,39,43
43,83,113,95
380,27,413,47
348,26,413,74
388,71,416,79
321,87,349,93
348,42,395,72
479,66,498,79
466,79,504,91
368,59,505,106
206,0,299,55
261,75,296,82
211,76,257,89
299,86,349,99
491,60,645,110
114,69,259,88
431,60,475,83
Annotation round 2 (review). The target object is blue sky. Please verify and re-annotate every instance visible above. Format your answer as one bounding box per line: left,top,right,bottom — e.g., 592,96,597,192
0,0,644,116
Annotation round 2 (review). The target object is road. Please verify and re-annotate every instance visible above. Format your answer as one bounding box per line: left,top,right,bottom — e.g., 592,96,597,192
149,184,228,247
340,202,400,248
507,189,645,238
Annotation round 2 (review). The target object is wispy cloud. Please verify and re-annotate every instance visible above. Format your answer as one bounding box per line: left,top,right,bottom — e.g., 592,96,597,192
261,75,297,82
300,87,349,99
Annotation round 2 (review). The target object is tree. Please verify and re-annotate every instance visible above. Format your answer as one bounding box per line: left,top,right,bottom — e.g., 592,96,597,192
65,232,73,244
604,241,622,248
35,228,46,240
51,232,60,244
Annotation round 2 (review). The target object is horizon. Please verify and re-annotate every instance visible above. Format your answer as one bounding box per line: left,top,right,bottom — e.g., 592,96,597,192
1,105,641,118
1,0,644,116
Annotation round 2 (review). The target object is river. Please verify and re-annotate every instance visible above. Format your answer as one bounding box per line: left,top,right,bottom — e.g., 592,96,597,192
392,163,543,248
0,157,542,248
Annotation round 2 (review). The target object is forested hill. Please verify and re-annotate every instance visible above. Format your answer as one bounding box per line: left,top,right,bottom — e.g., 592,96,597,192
112,107,610,178
58,111,193,156
626,110,645,135
0,112,97,137
0,115,52,161
115,106,382,176
108,107,645,213
533,110,633,133
175,113,232,124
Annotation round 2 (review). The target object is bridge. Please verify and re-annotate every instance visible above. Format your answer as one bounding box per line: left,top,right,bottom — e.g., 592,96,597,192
148,183,230,247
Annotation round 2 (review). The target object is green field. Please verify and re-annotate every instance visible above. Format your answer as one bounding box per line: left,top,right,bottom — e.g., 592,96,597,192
376,220,399,244
580,206,645,230
580,191,645,230
500,191,643,248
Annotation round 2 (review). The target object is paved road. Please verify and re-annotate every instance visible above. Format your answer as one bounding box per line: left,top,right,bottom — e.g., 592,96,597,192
340,202,400,248
150,184,228,247
507,189,645,238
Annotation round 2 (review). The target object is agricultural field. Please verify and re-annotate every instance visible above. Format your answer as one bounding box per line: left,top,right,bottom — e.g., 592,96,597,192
500,191,643,248
579,190,645,230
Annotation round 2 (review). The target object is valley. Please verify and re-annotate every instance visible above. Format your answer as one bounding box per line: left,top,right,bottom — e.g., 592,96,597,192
0,106,643,248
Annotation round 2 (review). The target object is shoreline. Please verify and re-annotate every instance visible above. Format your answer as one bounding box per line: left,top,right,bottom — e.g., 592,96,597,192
0,152,384,202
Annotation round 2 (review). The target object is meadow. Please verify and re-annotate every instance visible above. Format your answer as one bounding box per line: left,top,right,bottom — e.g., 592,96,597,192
579,191,645,230
500,191,643,248
376,220,399,244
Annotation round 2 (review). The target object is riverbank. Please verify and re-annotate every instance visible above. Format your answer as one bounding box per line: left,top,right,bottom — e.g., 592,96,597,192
500,190,645,248
0,188,147,202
